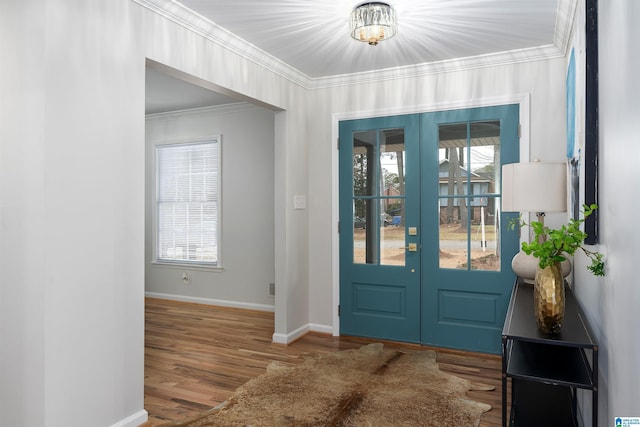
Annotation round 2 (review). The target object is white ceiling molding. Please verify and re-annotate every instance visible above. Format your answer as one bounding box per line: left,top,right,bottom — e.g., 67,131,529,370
308,44,564,90
554,0,579,55
133,0,310,88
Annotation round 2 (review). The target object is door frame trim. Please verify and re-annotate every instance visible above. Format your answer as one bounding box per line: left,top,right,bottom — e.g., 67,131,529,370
331,94,531,336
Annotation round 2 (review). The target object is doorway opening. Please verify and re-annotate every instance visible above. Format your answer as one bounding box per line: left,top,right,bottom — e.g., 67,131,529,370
143,59,280,416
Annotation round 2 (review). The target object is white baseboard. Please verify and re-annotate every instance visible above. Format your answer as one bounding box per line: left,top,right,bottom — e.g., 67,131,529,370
271,332,290,344
145,292,275,312
272,323,308,344
110,409,148,427
309,323,333,335
272,323,333,344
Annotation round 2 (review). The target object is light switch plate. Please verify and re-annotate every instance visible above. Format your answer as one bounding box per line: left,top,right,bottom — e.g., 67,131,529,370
294,195,306,210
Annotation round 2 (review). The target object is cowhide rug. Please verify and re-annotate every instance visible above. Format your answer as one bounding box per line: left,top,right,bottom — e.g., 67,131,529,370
161,343,494,426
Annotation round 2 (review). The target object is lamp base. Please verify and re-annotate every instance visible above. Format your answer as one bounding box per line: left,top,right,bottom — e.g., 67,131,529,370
511,251,572,284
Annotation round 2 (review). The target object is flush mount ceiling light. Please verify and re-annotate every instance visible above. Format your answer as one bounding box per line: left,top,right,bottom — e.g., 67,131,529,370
350,2,397,46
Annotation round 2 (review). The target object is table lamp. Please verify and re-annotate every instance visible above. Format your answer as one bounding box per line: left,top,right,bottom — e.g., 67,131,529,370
502,161,569,283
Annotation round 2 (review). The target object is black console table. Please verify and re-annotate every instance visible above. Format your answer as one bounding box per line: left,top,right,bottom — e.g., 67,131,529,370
502,278,598,426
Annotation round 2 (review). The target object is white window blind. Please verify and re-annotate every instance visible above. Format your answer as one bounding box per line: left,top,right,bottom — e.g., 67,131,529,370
156,140,219,265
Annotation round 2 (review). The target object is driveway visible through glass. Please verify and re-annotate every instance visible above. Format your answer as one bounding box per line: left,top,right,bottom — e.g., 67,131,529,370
354,225,499,269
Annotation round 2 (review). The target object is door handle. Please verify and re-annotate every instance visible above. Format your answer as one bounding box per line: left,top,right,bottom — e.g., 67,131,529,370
404,243,418,252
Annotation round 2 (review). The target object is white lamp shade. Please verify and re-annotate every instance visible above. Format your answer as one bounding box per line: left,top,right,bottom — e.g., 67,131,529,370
501,162,567,213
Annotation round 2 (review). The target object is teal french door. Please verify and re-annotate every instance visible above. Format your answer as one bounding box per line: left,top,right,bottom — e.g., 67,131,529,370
339,114,422,343
339,105,520,353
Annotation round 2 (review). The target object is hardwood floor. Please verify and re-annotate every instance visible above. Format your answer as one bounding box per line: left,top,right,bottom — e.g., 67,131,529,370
142,297,507,427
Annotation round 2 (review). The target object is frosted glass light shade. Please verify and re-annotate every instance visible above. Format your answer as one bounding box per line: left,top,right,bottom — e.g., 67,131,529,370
502,162,567,213
350,2,397,46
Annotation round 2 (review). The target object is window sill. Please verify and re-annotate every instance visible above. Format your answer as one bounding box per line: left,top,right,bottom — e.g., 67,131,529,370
150,261,224,272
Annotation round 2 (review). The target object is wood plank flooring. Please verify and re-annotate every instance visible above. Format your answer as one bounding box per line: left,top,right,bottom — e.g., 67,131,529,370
142,298,508,427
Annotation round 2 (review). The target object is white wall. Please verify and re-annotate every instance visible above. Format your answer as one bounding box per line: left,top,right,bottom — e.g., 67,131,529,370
573,0,640,424
145,104,275,309
0,2,47,426
1,1,146,426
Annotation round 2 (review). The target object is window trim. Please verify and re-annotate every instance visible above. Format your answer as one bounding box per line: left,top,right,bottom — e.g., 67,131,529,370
152,136,222,269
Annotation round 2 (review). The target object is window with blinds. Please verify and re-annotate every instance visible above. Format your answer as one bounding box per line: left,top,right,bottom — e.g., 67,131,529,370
156,139,220,265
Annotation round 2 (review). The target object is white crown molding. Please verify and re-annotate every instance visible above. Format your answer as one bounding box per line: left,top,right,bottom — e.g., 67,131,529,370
134,0,569,91
308,45,565,90
132,0,310,88
554,0,579,56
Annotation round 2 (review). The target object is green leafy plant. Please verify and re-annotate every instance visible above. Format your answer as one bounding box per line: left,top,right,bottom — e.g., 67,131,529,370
510,204,605,276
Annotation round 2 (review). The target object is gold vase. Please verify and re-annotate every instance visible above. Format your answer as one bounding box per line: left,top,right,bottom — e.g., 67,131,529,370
533,262,565,334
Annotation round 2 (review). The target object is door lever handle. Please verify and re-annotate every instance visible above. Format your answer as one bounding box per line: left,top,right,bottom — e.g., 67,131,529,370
404,243,418,252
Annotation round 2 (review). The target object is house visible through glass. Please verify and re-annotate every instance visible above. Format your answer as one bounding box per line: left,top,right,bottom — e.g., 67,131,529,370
437,121,501,271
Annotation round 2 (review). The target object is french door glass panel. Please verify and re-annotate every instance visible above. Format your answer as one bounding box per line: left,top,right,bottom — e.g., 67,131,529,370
352,128,406,266
437,120,502,271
